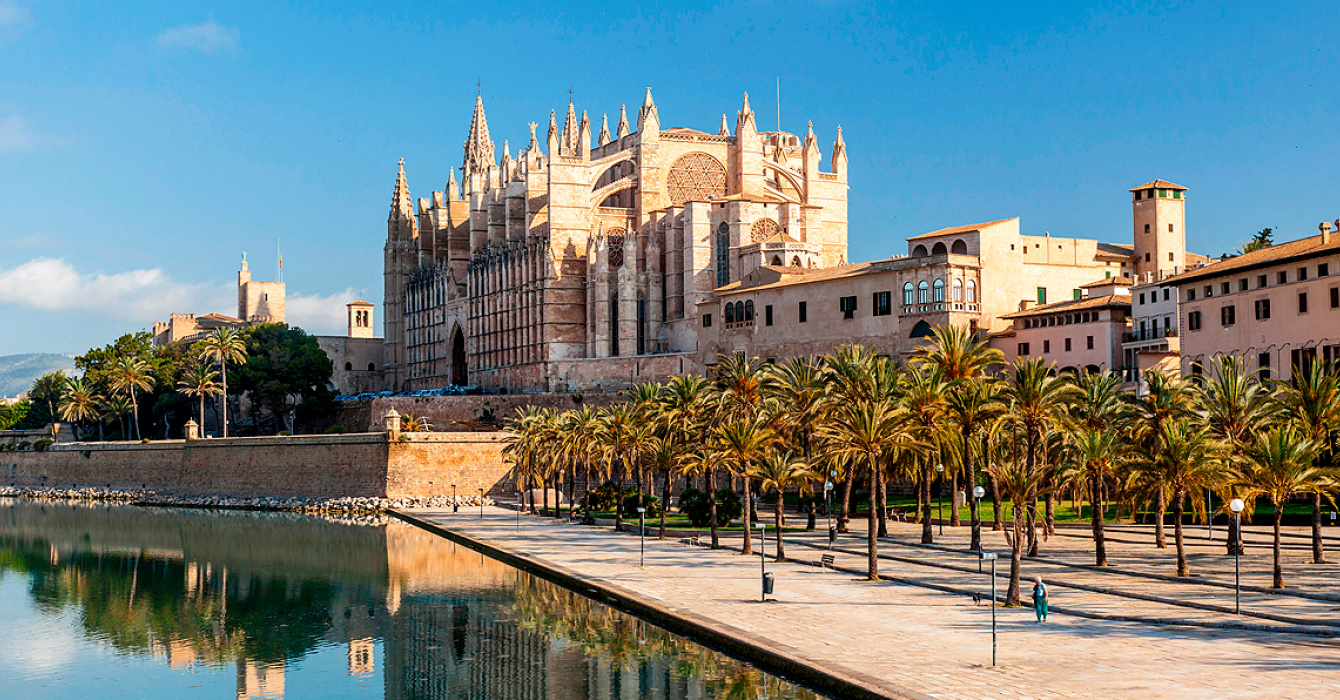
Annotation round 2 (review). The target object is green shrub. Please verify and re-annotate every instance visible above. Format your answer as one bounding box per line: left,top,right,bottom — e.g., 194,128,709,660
18,441,31,451
33,438,53,452
622,493,661,517
323,425,346,434
678,487,743,527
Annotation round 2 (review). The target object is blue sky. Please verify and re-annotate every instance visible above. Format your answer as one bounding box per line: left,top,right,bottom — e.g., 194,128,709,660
1,0,1337,355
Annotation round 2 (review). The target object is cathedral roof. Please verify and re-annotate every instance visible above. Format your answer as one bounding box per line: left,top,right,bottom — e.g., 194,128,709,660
463,96,495,173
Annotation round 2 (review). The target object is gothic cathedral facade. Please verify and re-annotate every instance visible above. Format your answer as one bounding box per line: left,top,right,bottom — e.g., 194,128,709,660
383,90,849,392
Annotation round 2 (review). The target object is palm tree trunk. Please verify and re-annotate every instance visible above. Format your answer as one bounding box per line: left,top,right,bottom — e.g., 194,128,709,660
220,363,228,438
568,465,577,521
130,390,141,441
1273,500,1285,588
989,470,1004,532
774,491,786,561
708,469,720,549
1090,472,1107,566
876,466,888,538
1312,492,1325,564
1155,486,1167,548
1026,496,1039,557
950,469,961,526
1007,503,1024,606
543,477,550,516
1044,488,1056,538
659,468,670,540
838,472,853,533
867,458,879,580
741,476,754,555
920,460,933,544
806,496,817,531
1174,488,1188,577
199,396,205,432
615,460,625,530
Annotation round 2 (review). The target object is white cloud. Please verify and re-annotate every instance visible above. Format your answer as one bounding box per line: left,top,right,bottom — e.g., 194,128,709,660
0,3,31,29
155,20,238,53
3,233,52,249
0,257,362,336
0,116,65,153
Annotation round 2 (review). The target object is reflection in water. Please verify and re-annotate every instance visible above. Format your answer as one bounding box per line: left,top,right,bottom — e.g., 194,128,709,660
0,499,825,699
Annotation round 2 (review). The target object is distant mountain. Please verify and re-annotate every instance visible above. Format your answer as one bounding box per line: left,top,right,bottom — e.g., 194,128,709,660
0,354,78,398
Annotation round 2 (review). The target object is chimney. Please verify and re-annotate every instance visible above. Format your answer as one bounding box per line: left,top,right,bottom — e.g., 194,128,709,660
1323,221,1333,246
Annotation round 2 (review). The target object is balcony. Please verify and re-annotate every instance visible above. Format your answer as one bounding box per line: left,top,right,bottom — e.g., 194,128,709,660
1124,328,1179,343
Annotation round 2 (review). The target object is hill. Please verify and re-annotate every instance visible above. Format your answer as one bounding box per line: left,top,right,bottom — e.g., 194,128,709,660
0,354,78,398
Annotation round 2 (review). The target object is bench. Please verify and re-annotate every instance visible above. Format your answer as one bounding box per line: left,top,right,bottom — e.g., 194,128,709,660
679,535,702,547
820,553,835,570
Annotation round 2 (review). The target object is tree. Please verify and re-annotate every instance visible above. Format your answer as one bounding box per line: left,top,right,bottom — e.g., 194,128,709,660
176,364,221,433
231,324,333,434
767,357,829,530
58,377,100,439
1155,419,1228,577
107,357,153,441
1001,359,1077,556
712,353,776,554
944,377,1003,549
1130,369,1197,548
747,450,818,561
1235,228,1274,255
901,364,950,544
1238,427,1328,588
101,395,133,440
29,371,68,436
197,328,248,437
1064,370,1131,565
716,415,776,556
1274,360,1340,564
989,458,1049,605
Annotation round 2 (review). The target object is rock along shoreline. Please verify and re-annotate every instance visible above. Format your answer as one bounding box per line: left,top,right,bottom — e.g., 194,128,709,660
0,485,495,515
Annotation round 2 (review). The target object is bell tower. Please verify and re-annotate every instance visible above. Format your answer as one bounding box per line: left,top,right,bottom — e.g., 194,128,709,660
1131,179,1186,280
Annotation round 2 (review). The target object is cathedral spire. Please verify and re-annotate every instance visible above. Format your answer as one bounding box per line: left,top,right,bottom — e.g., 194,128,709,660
735,92,757,138
598,114,611,146
579,111,592,158
719,114,730,136
446,168,459,202
616,105,630,139
562,100,579,155
546,110,558,156
462,94,495,180
390,158,413,222
831,126,847,176
636,88,658,132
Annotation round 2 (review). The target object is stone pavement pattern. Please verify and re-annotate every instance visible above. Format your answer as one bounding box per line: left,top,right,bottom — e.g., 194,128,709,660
404,507,1340,699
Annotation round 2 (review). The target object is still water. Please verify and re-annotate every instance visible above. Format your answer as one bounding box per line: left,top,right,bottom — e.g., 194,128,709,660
0,499,828,699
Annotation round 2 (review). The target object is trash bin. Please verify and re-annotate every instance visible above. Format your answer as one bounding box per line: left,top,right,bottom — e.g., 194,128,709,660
828,525,837,543
762,572,775,595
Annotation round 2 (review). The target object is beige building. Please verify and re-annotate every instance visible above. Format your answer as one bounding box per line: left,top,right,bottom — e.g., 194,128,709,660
152,256,286,346
316,302,386,396
384,90,848,392
1169,220,1340,382
994,278,1132,373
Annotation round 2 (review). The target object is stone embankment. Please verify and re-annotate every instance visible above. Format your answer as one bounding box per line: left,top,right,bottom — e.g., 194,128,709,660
0,485,494,514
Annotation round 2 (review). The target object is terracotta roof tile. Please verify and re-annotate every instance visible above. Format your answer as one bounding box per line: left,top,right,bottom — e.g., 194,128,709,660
1167,233,1340,285
1129,179,1187,191
907,218,1018,241
1080,276,1132,288
1001,294,1131,319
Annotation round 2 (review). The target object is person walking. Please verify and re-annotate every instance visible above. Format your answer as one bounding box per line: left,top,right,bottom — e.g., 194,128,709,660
1032,577,1049,622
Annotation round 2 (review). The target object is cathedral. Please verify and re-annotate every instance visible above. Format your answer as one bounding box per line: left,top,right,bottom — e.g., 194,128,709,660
383,89,850,392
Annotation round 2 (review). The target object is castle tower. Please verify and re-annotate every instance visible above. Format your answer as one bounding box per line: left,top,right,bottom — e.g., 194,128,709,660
347,301,374,339
237,255,286,324
1131,179,1186,280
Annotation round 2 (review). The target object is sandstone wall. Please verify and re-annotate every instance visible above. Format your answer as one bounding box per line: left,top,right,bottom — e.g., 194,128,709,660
0,432,512,499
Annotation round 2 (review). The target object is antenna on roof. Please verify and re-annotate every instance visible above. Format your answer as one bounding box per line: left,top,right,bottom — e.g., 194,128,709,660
277,239,283,283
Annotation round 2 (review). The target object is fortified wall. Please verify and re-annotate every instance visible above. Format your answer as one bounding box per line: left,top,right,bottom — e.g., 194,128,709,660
0,432,512,499
323,391,624,433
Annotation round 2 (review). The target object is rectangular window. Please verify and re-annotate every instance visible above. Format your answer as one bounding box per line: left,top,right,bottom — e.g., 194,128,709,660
1037,287,1047,305
1187,310,1202,331
1205,285,1213,298
702,313,712,328
1087,335,1094,350
1332,287,1340,309
765,304,774,326
1043,340,1051,353
1320,263,1330,277
1299,292,1309,314
1187,288,1196,301
1258,275,1268,289
1018,342,1030,356
1259,352,1271,379
1073,289,1082,301
839,296,857,319
1299,267,1309,281
798,300,807,323
1278,271,1288,285
1292,347,1318,377
1064,338,1072,352
1239,279,1248,292
1139,293,1146,305
873,291,892,317
1221,282,1231,295
1255,298,1271,320
1221,304,1236,326
1191,361,1204,377
1163,288,1170,301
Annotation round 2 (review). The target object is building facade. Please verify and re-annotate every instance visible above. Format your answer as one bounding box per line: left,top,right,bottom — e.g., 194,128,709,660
152,257,286,346
1170,220,1340,382
316,302,386,396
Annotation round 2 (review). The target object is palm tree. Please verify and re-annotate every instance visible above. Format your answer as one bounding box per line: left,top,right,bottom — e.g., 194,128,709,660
901,364,950,544
108,356,153,441
1001,359,1077,556
1155,419,1228,577
1238,427,1328,588
767,357,829,530
177,363,221,433
716,416,776,555
712,353,776,542
822,344,884,532
31,371,68,438
747,450,818,561
1063,427,1122,565
101,394,133,440
911,323,1005,381
197,328,248,438
58,377,100,440
1274,360,1340,564
944,377,1004,549
1130,370,1197,548
988,458,1049,605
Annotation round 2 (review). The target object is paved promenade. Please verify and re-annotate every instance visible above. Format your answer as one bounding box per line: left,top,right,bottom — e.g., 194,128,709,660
401,507,1340,699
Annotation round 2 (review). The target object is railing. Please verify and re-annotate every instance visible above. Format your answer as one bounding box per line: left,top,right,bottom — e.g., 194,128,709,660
1124,328,1179,342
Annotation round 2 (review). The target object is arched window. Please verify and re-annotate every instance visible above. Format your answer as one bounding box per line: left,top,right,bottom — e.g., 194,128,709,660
716,222,730,287
952,279,963,302
344,362,353,371
910,320,933,338
744,300,754,321
917,280,929,304
367,363,376,372
951,239,968,255
903,282,914,306
791,256,802,267
933,279,945,303
725,302,736,323
912,244,929,257
771,256,782,266
932,242,948,256
966,280,977,304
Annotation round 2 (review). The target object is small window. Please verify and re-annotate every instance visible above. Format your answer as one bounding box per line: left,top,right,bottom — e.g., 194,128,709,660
1018,342,1030,356
368,363,376,372
917,281,929,304
1258,275,1268,288
1221,282,1230,295
1172,190,1181,199
1163,288,1170,301
1169,252,1174,261
1168,223,1174,233
1144,224,1151,233
966,280,977,303
932,279,946,303
1299,292,1309,314
1298,267,1309,281
1037,287,1047,305
873,291,892,317
1258,352,1271,380
1139,293,1146,305
903,282,914,306
799,301,807,323
1187,310,1202,331
725,304,736,324
743,300,754,321
1332,287,1339,309
1073,289,1082,301
1204,285,1213,298
952,279,964,302
1086,335,1094,350
839,296,857,319
765,304,773,326
1064,338,1072,352
1191,361,1204,377
1145,253,1151,263
344,362,353,371
1043,340,1051,354
1255,298,1271,320
1278,271,1288,285
1221,304,1236,326
702,313,712,328
1319,263,1330,277
1239,279,1248,292
1187,288,1196,301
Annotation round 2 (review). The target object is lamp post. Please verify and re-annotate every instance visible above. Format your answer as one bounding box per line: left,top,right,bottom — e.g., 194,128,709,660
973,485,986,570
1230,498,1244,614
935,463,945,536
637,507,646,567
479,488,485,520
1207,488,1213,539
452,484,458,513
517,489,522,532
981,551,998,666
824,480,835,549
755,522,768,602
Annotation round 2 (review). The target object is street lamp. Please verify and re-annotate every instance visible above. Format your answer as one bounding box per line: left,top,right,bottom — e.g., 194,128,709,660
824,480,835,549
973,485,986,570
1207,488,1213,539
452,484,458,513
1230,498,1245,614
479,488,485,520
934,463,945,536
637,507,647,567
981,551,998,666
755,522,771,602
